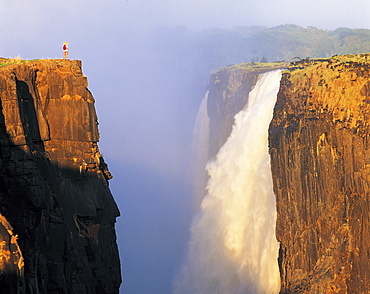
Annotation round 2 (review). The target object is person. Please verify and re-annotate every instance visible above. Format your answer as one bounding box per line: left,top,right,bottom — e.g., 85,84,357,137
63,42,69,59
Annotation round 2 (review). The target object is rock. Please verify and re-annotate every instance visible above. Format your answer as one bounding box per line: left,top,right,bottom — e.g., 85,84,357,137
269,54,370,293
0,59,121,293
207,62,287,158
205,54,370,292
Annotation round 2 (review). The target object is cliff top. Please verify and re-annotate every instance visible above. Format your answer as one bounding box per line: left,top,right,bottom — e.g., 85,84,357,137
287,53,370,72
0,57,82,71
215,53,370,77
215,61,289,75
283,53,370,129
0,57,98,144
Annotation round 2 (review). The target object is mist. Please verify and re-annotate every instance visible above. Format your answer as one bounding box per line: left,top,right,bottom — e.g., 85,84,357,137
0,0,369,293
174,71,282,294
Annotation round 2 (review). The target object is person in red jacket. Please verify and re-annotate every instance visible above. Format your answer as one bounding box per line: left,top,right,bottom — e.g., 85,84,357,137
63,42,69,59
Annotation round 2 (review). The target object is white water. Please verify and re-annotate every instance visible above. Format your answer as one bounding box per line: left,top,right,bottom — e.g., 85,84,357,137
174,70,282,294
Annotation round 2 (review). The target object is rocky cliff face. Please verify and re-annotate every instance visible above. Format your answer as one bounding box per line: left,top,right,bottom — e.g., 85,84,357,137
0,59,121,293
207,62,287,157
269,54,370,293
207,55,370,293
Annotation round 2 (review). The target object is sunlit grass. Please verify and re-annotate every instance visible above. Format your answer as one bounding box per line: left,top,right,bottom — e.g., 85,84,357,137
221,61,289,73
0,57,41,68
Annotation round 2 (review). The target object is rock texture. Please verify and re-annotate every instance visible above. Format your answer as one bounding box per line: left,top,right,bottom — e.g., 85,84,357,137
0,58,120,293
207,62,287,157
269,54,370,293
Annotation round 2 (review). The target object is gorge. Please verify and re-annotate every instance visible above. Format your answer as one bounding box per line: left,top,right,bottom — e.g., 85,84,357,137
180,53,370,293
0,53,369,294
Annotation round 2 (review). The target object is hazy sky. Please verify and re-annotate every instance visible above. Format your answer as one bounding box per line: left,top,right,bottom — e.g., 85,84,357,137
1,1,369,293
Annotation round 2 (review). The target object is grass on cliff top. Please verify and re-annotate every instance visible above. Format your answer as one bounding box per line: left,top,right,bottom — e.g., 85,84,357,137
219,61,289,73
331,53,370,63
287,53,370,72
216,53,369,76
0,57,42,68
285,53,370,86
284,53,370,129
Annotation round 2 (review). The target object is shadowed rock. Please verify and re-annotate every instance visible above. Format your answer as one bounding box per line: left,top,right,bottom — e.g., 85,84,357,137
0,59,121,293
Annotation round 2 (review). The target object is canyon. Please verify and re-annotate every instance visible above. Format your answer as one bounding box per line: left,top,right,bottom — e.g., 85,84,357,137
1,53,369,293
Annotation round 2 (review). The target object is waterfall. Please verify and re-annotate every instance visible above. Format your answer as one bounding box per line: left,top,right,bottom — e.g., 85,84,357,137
174,70,282,294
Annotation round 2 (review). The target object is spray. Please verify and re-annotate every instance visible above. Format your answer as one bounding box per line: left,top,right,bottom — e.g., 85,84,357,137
191,91,210,208
174,70,282,294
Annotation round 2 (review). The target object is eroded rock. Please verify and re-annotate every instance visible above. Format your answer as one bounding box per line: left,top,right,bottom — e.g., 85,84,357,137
269,54,370,293
0,59,120,293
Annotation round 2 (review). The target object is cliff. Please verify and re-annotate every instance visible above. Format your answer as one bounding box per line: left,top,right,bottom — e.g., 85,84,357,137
207,54,370,293
269,54,370,293
207,62,287,157
0,58,121,293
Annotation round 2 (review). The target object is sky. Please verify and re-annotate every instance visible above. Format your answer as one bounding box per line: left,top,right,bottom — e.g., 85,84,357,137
0,0,369,293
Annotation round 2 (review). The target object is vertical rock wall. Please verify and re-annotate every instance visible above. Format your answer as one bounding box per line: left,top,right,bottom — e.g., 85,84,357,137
269,54,370,293
0,59,120,293
207,62,287,158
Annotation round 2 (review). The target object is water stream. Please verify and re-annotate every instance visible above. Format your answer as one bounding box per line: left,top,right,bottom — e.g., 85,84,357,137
174,70,282,294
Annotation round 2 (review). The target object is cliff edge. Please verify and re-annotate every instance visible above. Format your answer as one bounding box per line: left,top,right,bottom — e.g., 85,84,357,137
269,54,370,293
0,58,121,293
208,62,287,157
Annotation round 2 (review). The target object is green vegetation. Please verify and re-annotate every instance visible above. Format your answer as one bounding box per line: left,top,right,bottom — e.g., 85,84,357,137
0,58,20,68
330,52,370,63
283,53,370,129
212,61,288,88
287,53,370,73
0,58,41,68
286,53,370,93
196,25,370,71
222,61,288,72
